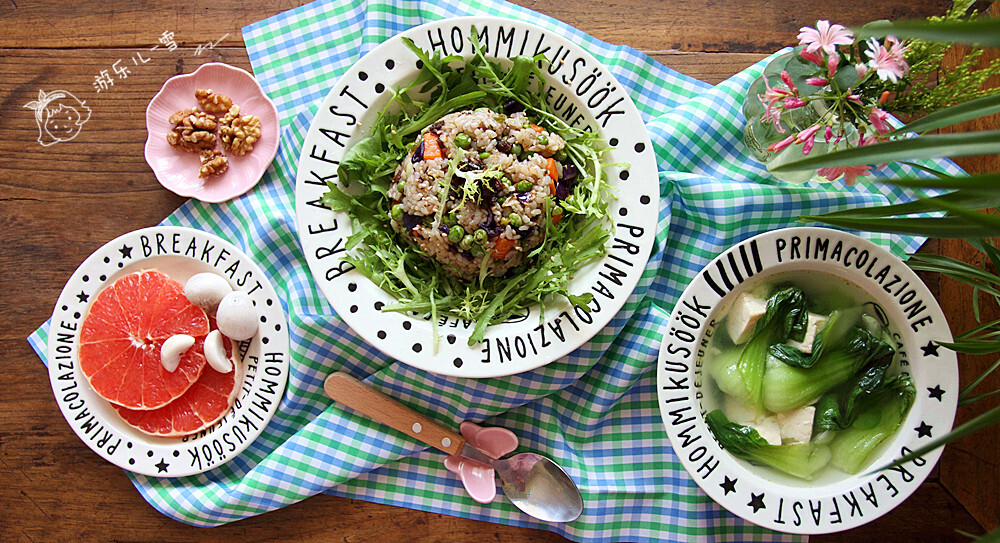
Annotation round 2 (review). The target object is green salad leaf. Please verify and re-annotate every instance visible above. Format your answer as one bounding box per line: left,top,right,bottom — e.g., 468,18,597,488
321,27,613,345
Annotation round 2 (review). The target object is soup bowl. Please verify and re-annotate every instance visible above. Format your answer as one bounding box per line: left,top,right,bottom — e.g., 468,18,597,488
656,226,958,534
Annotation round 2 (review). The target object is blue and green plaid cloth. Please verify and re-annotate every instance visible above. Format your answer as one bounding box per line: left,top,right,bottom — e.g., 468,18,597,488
29,0,961,541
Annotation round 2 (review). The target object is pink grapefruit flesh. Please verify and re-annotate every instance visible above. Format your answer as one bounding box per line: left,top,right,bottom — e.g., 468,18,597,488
113,328,240,437
80,270,209,409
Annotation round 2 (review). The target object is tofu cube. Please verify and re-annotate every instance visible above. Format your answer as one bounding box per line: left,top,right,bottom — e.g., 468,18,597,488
723,396,781,446
751,416,782,446
723,395,762,426
777,405,816,444
726,291,768,345
785,312,830,355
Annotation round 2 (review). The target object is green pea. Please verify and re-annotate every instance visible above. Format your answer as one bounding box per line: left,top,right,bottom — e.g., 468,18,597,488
471,245,486,258
473,229,487,243
537,133,548,146
444,212,457,226
510,144,523,157
552,205,564,216
516,180,533,192
390,204,404,221
396,181,405,193
479,151,492,160
460,234,474,250
454,133,472,148
448,225,464,243
508,213,522,228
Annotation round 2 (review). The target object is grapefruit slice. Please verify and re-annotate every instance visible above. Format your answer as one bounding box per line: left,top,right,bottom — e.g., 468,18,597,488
80,270,210,409
113,329,241,437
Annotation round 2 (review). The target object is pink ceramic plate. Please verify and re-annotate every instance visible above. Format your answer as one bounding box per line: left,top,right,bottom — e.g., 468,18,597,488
144,63,280,203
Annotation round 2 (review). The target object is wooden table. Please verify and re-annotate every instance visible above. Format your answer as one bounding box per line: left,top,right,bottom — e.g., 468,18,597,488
2,1,996,540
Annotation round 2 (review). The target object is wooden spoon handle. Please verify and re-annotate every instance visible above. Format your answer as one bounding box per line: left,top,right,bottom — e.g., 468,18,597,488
323,371,466,456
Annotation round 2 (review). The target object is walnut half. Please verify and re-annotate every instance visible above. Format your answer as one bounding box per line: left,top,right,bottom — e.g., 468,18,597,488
195,89,234,114
218,105,262,156
198,149,229,178
166,108,218,152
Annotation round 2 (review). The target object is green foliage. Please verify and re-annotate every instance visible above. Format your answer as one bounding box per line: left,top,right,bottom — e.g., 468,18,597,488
874,1,1000,114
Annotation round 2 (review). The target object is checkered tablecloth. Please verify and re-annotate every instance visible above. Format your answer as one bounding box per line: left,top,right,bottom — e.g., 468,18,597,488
29,0,962,541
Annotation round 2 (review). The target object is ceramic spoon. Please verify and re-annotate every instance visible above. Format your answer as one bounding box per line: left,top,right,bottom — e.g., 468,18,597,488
323,372,584,523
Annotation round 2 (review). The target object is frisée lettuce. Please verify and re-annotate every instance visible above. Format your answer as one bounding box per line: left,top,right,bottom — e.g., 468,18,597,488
321,28,613,346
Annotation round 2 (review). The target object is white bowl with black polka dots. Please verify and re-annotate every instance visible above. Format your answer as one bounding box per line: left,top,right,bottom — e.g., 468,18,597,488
296,17,659,378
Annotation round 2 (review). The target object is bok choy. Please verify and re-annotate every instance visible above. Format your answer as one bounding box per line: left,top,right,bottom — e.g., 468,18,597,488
828,375,916,474
706,410,832,480
704,277,915,480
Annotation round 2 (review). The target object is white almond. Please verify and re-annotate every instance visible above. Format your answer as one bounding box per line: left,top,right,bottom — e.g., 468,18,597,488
184,273,233,312
216,291,258,341
203,330,233,373
160,334,195,373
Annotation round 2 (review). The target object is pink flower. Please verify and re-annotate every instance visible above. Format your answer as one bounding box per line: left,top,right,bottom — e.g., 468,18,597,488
780,70,798,94
818,164,872,186
866,36,909,83
800,49,824,66
806,77,828,86
869,108,891,134
798,20,854,57
768,135,796,152
760,100,786,132
796,125,822,155
784,97,806,109
846,93,863,105
760,77,791,106
758,78,792,132
856,63,869,78
827,54,839,78
824,126,835,143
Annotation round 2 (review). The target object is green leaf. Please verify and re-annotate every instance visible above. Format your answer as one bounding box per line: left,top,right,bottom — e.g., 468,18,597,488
971,239,1000,279
892,94,1000,135
810,189,1000,219
783,50,824,97
799,215,1000,238
898,161,953,179
875,173,1000,191
770,131,1000,171
907,254,1000,292
960,388,1000,407
931,198,1000,233
856,17,1000,47
875,402,1000,472
832,64,860,93
960,356,1000,398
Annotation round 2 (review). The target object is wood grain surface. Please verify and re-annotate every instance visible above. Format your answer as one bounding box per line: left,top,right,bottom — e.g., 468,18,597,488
1,0,996,541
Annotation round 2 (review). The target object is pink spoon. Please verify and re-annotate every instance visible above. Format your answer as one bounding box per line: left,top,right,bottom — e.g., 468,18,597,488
324,372,584,522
